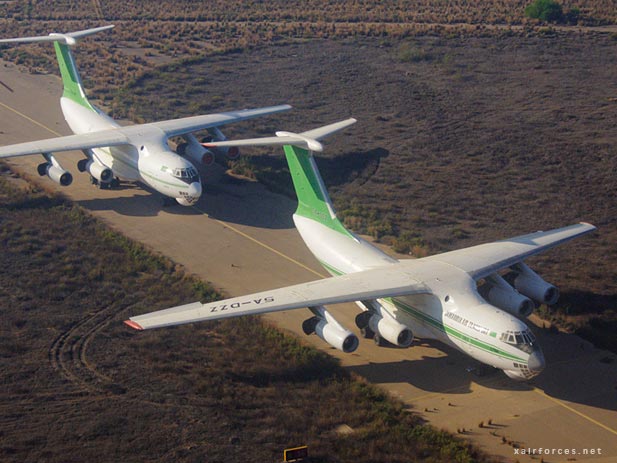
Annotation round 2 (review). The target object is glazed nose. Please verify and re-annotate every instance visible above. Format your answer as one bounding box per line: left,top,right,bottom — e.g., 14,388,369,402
188,181,202,198
528,348,546,373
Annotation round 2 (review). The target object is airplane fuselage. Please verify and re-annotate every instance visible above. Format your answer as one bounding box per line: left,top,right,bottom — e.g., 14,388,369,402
61,97,202,205
294,214,545,381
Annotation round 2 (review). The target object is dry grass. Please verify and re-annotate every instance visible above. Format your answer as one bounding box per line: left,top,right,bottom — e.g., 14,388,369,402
1,2,616,96
108,32,617,350
3,0,617,25
0,171,487,462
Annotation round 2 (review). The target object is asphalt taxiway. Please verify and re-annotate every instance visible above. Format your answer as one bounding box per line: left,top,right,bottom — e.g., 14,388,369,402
1,61,616,463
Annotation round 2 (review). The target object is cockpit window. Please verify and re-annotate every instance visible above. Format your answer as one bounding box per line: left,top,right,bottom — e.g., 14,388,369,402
172,167,198,180
500,329,536,353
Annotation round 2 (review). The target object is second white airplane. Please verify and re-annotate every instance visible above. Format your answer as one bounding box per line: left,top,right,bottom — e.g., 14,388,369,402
0,25,290,205
126,119,596,381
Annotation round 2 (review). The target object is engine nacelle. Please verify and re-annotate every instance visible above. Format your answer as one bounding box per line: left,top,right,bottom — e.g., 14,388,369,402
206,127,240,159
304,306,359,353
368,314,413,347
512,263,559,305
37,160,72,186
484,274,534,318
77,159,113,183
177,134,215,166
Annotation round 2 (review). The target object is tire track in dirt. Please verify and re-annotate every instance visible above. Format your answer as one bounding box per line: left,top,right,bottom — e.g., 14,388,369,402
92,0,104,20
45,300,197,409
48,303,127,396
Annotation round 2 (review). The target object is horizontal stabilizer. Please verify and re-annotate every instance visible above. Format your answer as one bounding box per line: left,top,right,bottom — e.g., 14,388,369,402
203,118,357,152
0,25,114,47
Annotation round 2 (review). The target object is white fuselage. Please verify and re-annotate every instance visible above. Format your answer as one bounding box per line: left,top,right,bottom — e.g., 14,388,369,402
294,214,545,381
61,97,202,205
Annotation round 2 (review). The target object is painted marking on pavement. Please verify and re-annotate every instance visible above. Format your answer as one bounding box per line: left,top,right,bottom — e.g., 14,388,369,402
0,100,62,136
533,388,617,437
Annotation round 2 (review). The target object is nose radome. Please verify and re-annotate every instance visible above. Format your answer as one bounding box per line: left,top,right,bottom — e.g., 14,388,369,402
188,181,202,198
528,348,546,373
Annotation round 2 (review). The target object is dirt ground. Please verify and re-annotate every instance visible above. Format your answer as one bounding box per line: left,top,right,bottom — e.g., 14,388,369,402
2,29,617,463
124,32,617,301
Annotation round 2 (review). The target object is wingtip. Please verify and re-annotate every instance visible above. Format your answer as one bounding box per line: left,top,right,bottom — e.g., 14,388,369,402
124,319,144,331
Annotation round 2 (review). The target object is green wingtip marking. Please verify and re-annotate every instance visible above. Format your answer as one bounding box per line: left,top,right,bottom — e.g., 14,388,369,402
53,42,94,111
283,145,353,238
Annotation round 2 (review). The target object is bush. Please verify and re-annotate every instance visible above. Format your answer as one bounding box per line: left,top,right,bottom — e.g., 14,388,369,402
525,0,564,22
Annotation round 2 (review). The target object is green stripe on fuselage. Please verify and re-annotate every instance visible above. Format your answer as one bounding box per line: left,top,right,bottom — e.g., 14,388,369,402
388,297,526,362
317,258,524,362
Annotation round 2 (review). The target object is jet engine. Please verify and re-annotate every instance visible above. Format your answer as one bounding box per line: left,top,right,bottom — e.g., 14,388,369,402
77,159,114,183
482,274,534,318
177,134,215,166
357,300,413,347
302,306,359,353
368,313,414,347
511,263,559,305
37,153,72,186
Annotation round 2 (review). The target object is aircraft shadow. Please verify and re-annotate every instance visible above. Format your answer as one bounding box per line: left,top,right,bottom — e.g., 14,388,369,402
77,148,389,228
346,326,617,413
195,176,297,230
77,193,203,217
347,339,525,395
195,147,389,228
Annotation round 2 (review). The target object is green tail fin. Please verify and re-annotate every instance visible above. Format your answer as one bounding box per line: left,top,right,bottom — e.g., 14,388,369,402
283,144,353,238
53,41,94,111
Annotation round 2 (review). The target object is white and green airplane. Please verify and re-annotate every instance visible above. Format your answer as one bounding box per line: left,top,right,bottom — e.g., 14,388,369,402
126,121,596,381
0,25,290,205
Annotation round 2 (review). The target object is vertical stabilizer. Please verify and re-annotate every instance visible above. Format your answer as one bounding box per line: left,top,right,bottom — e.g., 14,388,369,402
53,41,93,110
200,118,357,238
0,25,114,111
283,144,354,238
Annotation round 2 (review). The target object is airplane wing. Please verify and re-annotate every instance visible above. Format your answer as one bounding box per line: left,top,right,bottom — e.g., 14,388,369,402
126,222,595,331
0,129,130,158
149,105,292,138
125,263,429,330
426,222,596,280
0,105,291,158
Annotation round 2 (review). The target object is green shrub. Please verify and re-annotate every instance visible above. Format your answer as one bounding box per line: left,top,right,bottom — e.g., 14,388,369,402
525,0,564,22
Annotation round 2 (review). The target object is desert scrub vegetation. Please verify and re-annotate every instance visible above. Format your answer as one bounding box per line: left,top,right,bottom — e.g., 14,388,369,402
1,2,614,100
0,168,489,462
1,0,615,26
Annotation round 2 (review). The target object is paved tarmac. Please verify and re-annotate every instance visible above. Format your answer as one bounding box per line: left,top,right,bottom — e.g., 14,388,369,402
1,60,616,463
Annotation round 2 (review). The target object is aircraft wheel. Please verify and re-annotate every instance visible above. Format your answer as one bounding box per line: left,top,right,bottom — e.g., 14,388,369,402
361,327,374,339
110,178,120,188
90,176,99,186
374,333,387,347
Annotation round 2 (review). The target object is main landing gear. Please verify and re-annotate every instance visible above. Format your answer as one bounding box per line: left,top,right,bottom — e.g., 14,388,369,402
356,311,389,347
90,175,120,189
